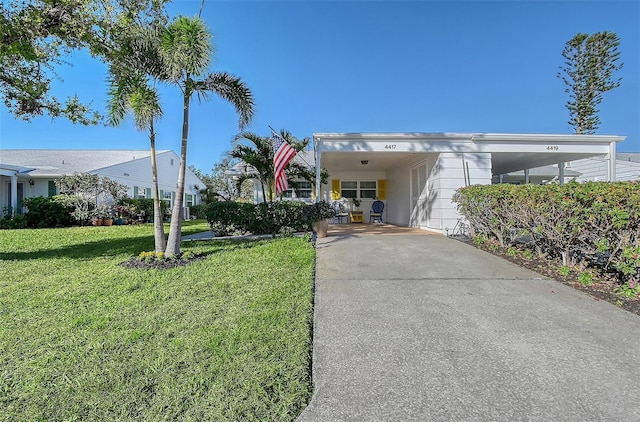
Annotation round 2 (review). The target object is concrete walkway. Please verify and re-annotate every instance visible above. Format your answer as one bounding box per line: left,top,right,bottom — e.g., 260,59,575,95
297,232,640,421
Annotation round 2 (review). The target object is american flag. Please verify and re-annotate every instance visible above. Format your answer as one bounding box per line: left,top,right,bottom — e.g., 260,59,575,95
272,130,297,196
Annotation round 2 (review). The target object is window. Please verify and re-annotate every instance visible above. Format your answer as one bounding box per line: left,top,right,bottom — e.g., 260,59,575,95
281,189,293,198
135,186,151,199
359,181,377,199
340,181,357,199
185,193,194,207
296,181,312,198
340,181,376,199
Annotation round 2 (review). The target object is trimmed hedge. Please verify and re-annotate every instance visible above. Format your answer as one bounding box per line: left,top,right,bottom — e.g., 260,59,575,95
452,181,640,284
24,196,74,228
205,201,314,237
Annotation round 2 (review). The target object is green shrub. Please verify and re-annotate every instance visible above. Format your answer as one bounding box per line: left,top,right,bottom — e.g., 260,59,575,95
453,181,640,287
23,196,74,228
205,201,254,236
0,214,27,229
206,200,309,236
119,198,168,223
189,204,207,219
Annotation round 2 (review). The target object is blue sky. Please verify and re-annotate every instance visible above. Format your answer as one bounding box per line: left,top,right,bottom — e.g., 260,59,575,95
1,0,638,173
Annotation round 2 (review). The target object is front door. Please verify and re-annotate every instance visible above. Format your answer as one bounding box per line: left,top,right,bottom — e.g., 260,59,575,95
6,182,24,215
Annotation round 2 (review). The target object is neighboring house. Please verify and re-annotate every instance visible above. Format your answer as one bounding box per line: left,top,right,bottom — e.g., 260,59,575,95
491,165,582,184
226,151,316,204
0,150,204,216
567,152,640,182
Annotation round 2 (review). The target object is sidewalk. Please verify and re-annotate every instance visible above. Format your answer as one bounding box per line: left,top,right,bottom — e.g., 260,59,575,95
297,233,640,421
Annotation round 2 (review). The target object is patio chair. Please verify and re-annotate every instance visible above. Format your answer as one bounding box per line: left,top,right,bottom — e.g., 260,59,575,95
332,201,350,224
369,200,384,223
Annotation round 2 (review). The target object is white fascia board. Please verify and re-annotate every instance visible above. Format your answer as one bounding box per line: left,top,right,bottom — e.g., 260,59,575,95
314,133,475,153
475,142,612,154
313,132,473,142
471,133,626,143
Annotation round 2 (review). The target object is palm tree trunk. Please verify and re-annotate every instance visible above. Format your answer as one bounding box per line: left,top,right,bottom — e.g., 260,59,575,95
165,90,190,256
149,121,166,253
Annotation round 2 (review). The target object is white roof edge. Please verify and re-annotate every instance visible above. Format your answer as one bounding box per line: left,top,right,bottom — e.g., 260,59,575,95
471,133,626,143
312,132,626,143
313,132,473,140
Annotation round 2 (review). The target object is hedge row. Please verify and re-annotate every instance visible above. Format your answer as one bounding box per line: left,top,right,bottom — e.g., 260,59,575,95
452,182,640,284
205,200,335,237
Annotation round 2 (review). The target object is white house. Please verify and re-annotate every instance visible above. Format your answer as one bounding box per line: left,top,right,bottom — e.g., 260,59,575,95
567,152,640,182
312,132,625,234
0,149,204,216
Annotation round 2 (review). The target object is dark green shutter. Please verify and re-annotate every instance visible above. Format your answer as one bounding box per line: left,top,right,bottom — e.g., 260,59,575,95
48,181,56,197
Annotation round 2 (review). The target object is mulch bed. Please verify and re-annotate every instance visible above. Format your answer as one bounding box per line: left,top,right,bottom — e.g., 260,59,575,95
119,254,206,270
460,239,640,317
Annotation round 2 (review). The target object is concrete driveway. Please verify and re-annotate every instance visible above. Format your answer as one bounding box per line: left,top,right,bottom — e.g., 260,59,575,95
297,233,640,421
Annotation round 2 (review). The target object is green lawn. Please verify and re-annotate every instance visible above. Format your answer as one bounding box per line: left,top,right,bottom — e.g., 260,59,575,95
0,221,315,421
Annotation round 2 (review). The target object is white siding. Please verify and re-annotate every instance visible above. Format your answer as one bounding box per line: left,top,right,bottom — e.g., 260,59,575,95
570,156,640,182
433,153,492,233
93,151,201,204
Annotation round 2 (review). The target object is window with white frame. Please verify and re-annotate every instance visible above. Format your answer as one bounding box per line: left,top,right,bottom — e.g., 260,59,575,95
340,181,358,199
359,181,377,199
341,181,377,199
281,189,293,198
296,181,312,198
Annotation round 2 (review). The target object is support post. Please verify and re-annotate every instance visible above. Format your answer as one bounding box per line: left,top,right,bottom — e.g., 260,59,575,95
10,174,18,217
315,142,321,203
524,169,530,184
558,162,565,185
608,141,616,181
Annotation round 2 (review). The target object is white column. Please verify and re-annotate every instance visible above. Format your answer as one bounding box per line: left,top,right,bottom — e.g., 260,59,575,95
524,169,530,184
608,141,616,181
558,162,565,185
315,145,322,203
10,175,18,216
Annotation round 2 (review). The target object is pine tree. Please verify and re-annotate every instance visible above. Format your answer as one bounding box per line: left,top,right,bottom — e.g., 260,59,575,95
557,32,623,134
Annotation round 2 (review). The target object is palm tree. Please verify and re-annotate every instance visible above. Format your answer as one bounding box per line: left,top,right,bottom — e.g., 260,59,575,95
229,133,274,202
230,130,310,202
160,16,254,256
107,23,167,253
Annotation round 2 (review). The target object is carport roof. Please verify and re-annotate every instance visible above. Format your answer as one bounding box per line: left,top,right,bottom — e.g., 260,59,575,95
313,132,626,175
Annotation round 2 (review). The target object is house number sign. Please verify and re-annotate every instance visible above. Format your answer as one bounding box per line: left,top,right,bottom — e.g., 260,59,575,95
384,144,397,150
546,145,559,151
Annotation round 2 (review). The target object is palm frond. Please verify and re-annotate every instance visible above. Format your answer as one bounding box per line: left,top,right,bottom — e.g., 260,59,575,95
161,16,211,82
205,72,255,129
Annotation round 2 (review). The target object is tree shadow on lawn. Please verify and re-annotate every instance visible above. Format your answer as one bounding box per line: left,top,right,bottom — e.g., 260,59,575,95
0,236,266,262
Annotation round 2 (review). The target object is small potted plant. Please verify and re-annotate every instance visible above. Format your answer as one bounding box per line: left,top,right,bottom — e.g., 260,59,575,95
350,198,363,223
91,208,103,226
113,205,129,225
101,206,114,226
304,200,335,238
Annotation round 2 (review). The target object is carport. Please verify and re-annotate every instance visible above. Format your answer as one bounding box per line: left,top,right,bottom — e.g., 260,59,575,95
313,132,625,234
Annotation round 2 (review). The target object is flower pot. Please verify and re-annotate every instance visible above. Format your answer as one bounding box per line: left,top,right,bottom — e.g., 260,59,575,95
312,219,329,238
92,218,103,226
114,218,125,225
102,218,113,226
